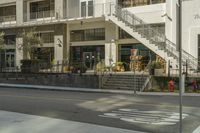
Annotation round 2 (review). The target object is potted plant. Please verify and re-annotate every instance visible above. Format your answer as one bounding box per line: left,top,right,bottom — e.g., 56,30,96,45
150,61,163,75
116,62,125,72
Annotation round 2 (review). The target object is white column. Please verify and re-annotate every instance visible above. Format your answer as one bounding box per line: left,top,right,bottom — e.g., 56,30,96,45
16,0,24,25
15,38,23,68
55,0,64,19
54,35,63,63
105,42,117,67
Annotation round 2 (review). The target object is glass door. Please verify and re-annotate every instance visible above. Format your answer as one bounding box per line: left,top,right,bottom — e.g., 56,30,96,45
83,52,93,69
81,1,86,17
88,1,93,17
5,51,15,68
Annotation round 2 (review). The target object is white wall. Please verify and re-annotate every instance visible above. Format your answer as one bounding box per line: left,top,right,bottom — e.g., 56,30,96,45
126,3,166,24
54,35,64,62
181,0,200,58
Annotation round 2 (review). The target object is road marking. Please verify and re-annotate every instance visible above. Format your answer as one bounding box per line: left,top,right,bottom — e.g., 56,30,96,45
0,110,146,133
100,108,189,126
193,125,200,133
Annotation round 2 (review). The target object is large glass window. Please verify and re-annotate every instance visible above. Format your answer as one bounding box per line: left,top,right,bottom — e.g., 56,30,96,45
80,0,94,17
32,47,54,65
30,0,55,19
37,32,54,43
70,28,105,42
88,1,94,17
0,5,16,22
70,46,105,69
4,35,16,45
81,2,87,17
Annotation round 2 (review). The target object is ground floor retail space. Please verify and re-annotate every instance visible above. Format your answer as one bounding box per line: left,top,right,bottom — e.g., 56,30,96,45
70,43,156,71
70,45,105,70
118,44,156,71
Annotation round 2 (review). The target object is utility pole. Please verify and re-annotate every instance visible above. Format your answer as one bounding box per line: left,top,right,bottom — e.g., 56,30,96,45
177,0,183,133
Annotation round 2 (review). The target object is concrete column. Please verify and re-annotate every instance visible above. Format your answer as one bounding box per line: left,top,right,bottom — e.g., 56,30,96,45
55,0,64,19
105,42,117,67
54,35,64,62
66,24,70,62
16,0,24,25
15,38,23,68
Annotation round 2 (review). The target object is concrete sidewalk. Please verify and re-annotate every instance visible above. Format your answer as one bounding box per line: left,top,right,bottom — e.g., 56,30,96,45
0,83,199,97
0,110,145,133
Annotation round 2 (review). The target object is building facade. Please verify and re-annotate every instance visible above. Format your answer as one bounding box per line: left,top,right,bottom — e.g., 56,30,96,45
0,0,199,72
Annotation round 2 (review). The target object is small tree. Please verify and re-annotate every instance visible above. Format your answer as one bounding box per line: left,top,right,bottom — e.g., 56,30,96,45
19,28,43,60
0,32,5,49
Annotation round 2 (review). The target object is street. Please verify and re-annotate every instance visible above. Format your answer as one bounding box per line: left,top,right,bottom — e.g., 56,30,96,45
0,87,199,133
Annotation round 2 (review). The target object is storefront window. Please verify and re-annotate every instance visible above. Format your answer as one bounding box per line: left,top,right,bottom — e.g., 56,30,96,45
32,47,54,65
119,44,155,63
70,28,105,42
4,35,16,45
70,46,105,69
37,32,54,43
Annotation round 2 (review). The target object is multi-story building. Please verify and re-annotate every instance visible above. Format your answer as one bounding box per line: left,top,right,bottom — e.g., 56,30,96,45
0,0,199,72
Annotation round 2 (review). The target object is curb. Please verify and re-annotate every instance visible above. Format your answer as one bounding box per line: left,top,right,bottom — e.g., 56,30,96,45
0,83,136,95
0,83,199,97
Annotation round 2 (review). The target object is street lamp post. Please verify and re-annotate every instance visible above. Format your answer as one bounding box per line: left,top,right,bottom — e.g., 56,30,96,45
177,0,183,133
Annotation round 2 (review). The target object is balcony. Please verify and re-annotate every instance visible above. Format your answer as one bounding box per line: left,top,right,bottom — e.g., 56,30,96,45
24,10,55,23
118,0,166,8
0,15,16,23
0,5,16,26
29,10,55,20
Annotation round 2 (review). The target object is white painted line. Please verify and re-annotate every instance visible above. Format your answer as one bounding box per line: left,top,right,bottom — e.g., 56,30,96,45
193,125,200,133
0,110,145,133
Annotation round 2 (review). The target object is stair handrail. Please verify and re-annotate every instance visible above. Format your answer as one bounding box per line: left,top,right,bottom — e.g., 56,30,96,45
108,3,198,68
166,39,198,68
112,4,178,58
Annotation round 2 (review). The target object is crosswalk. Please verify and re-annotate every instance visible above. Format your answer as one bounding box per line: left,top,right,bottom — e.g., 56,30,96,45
100,108,189,126
0,110,145,133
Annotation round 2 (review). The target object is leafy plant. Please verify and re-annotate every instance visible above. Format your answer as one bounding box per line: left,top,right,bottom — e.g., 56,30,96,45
116,62,124,66
18,28,43,60
0,32,5,50
150,61,162,69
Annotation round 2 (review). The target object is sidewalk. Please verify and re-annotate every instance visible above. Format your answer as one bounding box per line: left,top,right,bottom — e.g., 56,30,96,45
0,83,199,97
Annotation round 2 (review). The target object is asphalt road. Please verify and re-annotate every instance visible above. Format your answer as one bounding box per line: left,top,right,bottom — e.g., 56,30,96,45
0,87,199,133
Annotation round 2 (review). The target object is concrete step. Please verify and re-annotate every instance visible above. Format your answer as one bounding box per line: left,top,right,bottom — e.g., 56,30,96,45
102,85,140,90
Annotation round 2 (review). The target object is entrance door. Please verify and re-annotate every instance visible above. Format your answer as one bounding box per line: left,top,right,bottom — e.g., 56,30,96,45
83,52,93,69
5,51,15,68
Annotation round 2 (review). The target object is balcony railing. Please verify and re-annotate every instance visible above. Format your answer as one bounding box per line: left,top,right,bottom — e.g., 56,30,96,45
119,0,166,8
0,15,16,23
26,10,55,21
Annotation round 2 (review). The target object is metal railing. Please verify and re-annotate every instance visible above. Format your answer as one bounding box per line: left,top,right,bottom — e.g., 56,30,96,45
119,0,166,8
106,3,198,69
25,10,55,21
0,15,16,23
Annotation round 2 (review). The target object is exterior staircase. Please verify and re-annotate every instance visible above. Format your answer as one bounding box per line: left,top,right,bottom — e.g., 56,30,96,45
104,3,198,70
102,74,150,91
